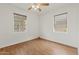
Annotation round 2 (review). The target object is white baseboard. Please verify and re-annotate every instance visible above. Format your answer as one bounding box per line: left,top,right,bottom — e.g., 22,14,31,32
0,35,39,48
40,35,79,54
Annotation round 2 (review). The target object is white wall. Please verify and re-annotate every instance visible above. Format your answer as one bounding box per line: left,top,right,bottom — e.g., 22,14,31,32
40,5,79,48
0,4,39,48
76,6,79,54
0,4,79,54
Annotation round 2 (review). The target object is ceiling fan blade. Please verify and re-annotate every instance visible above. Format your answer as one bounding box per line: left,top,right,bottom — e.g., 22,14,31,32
40,3,49,6
28,7,32,10
38,8,41,12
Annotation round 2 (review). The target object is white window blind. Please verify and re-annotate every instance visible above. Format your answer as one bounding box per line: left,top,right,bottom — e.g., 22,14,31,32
14,13,26,32
54,12,67,32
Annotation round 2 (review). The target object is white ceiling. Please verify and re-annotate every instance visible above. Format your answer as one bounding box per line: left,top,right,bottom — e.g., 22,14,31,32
11,3,65,11
11,3,79,14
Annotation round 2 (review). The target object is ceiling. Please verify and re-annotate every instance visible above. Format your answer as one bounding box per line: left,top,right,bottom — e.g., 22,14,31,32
11,3,79,14
11,3,64,11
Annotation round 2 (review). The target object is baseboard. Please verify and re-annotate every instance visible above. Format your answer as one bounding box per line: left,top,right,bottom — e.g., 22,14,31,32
40,36,77,49
0,36,78,55
40,36,78,54
0,35,39,49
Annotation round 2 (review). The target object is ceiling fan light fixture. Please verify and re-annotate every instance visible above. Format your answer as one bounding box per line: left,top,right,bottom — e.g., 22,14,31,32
32,5,35,8
36,5,40,8
28,3,49,12
32,4,40,10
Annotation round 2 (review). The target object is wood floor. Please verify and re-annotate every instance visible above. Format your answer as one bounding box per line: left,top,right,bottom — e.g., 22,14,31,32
0,38,78,55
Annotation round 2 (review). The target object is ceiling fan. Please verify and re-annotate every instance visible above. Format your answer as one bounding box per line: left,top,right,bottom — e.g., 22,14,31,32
28,3,49,12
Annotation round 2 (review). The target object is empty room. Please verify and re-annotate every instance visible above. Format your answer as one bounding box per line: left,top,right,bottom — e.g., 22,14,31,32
0,3,78,55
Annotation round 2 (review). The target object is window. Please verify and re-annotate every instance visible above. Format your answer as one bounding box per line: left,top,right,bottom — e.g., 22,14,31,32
14,13,26,32
54,12,67,32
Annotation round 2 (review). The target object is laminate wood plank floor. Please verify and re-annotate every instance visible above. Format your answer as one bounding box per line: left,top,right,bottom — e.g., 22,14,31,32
0,38,77,55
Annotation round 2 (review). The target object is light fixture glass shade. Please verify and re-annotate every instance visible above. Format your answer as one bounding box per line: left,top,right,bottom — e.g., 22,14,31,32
32,4,40,10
